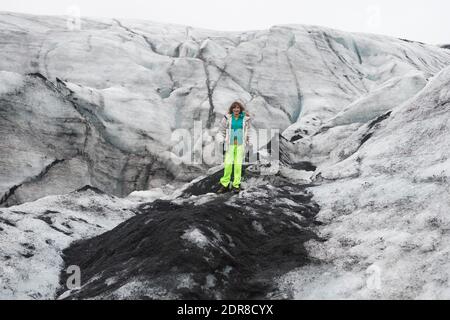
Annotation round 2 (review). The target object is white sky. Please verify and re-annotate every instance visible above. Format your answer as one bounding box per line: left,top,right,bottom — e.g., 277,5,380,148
1,0,449,45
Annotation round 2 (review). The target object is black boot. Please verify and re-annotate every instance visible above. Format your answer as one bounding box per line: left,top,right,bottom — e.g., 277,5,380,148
217,184,229,194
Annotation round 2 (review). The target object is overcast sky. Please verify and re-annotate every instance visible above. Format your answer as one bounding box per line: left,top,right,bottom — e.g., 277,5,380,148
2,0,449,45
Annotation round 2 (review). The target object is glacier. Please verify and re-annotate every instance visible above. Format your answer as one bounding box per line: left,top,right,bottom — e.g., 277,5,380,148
1,11,450,205
0,11,450,299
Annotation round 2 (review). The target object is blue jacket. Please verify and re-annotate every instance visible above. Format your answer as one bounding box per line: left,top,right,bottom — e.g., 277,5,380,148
220,111,251,151
229,112,244,145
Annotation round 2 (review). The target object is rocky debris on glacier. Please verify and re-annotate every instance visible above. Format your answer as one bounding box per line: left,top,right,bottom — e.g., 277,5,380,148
57,162,320,299
0,139,317,299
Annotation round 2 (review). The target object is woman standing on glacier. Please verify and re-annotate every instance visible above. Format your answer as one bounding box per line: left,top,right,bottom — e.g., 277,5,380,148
217,101,251,193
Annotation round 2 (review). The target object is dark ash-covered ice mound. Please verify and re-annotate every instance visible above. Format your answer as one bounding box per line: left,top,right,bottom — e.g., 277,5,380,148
58,165,322,299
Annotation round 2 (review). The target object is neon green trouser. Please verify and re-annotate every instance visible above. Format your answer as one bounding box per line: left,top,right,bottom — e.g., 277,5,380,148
220,144,245,189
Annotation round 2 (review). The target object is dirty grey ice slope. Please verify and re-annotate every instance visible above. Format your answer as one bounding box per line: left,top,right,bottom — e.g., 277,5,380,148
276,65,450,299
0,186,136,299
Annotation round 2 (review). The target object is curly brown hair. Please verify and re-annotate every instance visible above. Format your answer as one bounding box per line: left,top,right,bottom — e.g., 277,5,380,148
228,101,246,115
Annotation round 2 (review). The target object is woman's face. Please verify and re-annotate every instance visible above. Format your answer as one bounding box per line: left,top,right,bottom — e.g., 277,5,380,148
232,105,241,115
